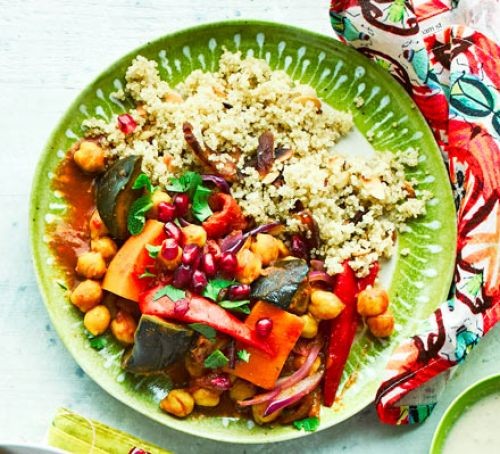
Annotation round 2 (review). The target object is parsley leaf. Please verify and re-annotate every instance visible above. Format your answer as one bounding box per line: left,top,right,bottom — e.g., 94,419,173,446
237,349,251,363
202,278,234,301
89,336,108,351
188,323,217,341
132,173,154,193
153,285,186,301
145,244,161,259
138,270,156,279
192,184,213,222
167,171,202,198
293,417,320,432
204,349,229,369
219,300,251,315
127,195,153,235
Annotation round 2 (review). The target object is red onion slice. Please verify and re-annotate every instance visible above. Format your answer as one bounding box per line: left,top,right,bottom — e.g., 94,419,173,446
221,222,282,254
308,270,335,288
310,259,325,271
202,174,231,193
275,342,321,389
263,371,323,416
237,388,280,407
237,343,321,407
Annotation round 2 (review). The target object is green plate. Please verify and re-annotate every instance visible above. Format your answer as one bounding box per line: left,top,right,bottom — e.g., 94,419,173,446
30,20,456,443
429,374,500,453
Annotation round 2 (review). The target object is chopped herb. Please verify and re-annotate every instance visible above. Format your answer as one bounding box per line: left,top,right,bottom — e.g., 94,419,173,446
127,195,153,235
204,349,229,369
145,244,161,259
56,280,68,290
153,285,186,302
138,270,156,279
88,336,108,351
219,300,251,315
236,349,251,363
202,278,234,301
192,184,213,222
167,171,202,198
293,416,320,432
188,323,217,341
132,173,155,193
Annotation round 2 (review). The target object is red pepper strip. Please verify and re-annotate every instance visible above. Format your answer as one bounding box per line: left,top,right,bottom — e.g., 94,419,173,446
139,286,272,355
323,262,358,407
202,192,247,239
357,261,379,292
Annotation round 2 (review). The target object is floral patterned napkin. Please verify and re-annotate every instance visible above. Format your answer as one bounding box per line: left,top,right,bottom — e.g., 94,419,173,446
329,0,499,424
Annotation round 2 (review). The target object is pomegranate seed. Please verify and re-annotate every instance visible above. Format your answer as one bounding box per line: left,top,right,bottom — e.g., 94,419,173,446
227,284,250,300
182,244,200,265
128,448,151,454
172,264,192,289
255,317,273,338
205,240,222,262
117,114,137,135
192,270,208,293
174,193,190,217
164,222,182,243
202,252,217,277
161,238,179,260
157,202,176,223
219,251,237,276
291,234,308,259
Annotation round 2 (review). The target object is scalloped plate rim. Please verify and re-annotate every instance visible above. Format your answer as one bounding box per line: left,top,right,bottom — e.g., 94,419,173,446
29,19,457,444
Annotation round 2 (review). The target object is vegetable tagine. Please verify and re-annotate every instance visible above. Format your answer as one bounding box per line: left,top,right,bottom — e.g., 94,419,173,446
49,51,428,430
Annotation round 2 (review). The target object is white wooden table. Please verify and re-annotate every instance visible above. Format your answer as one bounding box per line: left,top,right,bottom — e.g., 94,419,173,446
1,1,499,452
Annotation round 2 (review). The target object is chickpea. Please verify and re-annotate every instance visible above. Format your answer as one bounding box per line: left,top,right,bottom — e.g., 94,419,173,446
192,388,220,407
250,234,280,266
160,389,194,418
229,379,256,402
276,239,290,257
70,279,103,312
89,210,108,239
252,402,282,425
148,190,172,218
73,140,106,174
300,313,319,338
357,287,389,317
110,310,137,345
293,356,321,375
309,290,345,320
76,251,107,279
83,305,111,336
91,237,117,261
182,225,207,247
235,249,262,284
367,310,395,338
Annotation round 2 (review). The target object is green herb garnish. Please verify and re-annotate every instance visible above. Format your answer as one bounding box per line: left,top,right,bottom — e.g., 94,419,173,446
204,349,229,369
145,244,161,259
192,184,213,222
127,195,154,235
237,349,251,363
153,285,186,302
167,171,202,198
293,416,320,432
89,336,108,351
138,270,156,279
55,280,68,290
188,323,217,341
132,173,155,193
219,300,251,315
202,278,234,301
